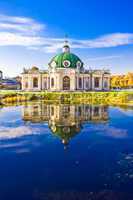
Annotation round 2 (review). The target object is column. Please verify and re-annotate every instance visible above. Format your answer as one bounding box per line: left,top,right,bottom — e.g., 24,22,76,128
77,76,79,90
29,75,33,90
38,74,42,90
21,75,25,90
99,76,103,90
92,76,94,90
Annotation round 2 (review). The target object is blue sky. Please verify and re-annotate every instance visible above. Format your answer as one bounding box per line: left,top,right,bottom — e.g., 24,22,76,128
0,0,133,77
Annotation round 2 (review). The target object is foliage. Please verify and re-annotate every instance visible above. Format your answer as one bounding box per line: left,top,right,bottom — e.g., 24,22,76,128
0,90,133,106
111,73,133,89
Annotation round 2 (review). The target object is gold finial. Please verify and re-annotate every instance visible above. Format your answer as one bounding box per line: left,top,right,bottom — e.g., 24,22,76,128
63,34,70,52
64,34,69,45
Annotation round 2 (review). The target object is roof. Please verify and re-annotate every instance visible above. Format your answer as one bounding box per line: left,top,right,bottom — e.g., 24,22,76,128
1,79,19,86
49,52,83,69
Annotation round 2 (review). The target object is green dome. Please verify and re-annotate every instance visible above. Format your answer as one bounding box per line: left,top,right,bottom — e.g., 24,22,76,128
49,52,83,69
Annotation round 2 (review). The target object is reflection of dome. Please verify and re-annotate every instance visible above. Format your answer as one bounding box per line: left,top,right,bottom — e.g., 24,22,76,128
49,43,83,69
50,125,81,144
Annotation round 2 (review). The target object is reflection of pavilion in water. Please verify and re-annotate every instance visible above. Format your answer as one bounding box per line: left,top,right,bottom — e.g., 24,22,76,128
22,103,109,145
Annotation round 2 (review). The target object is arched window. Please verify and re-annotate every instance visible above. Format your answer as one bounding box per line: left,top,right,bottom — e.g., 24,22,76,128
79,77,82,88
51,78,54,87
85,77,89,89
25,82,28,89
78,106,82,116
43,78,47,89
94,77,100,88
51,106,54,116
44,81,47,89
104,78,108,88
94,106,99,116
33,77,38,88
63,76,70,90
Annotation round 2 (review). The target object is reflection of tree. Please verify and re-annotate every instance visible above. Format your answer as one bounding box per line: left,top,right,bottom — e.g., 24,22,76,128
22,103,109,144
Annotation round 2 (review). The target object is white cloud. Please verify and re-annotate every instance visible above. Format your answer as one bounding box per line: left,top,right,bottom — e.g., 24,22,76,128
0,32,43,46
0,14,33,24
0,14,133,53
0,14,45,35
0,126,40,139
86,55,121,61
118,109,133,117
85,33,133,48
93,125,127,138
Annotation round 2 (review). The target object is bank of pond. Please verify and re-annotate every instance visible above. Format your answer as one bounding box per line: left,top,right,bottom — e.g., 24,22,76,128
0,91,133,107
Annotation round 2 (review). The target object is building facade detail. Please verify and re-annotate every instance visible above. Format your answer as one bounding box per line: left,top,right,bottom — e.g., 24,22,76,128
21,43,110,91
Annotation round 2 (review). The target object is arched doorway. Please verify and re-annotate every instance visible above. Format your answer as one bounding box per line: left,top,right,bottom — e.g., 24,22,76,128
33,77,38,88
63,76,70,90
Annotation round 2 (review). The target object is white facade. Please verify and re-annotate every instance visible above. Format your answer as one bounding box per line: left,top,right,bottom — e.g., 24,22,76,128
21,67,110,91
21,44,110,91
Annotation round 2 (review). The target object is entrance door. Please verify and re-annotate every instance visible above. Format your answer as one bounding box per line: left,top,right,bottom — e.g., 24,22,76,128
63,76,70,90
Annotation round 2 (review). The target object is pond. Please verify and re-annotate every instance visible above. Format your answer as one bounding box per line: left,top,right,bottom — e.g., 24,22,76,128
0,102,133,200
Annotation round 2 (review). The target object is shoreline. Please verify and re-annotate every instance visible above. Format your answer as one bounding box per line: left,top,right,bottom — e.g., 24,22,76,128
0,90,133,107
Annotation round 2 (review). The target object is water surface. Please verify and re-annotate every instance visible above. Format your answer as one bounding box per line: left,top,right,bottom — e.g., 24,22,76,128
0,102,133,200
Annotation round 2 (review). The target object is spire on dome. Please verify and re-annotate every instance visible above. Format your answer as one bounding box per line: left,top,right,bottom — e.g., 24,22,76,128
63,34,70,53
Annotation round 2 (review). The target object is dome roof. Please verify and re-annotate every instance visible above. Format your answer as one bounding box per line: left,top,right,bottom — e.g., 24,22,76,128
31,66,39,71
49,43,83,69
